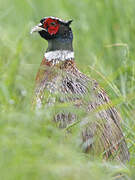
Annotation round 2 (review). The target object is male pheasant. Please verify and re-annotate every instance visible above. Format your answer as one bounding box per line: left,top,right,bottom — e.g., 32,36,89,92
31,16,129,162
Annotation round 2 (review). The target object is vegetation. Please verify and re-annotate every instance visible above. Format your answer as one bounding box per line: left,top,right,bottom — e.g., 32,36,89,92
0,0,135,179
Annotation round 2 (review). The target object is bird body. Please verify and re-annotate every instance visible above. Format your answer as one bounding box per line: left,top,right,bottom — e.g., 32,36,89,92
31,16,129,162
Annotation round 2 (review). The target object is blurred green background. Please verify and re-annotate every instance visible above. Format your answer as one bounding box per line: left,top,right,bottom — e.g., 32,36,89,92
0,0,135,179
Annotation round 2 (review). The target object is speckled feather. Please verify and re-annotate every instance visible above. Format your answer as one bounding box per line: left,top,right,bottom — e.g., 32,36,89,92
33,57,129,163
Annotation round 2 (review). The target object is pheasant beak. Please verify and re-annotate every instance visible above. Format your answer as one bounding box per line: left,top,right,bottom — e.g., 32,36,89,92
30,23,47,34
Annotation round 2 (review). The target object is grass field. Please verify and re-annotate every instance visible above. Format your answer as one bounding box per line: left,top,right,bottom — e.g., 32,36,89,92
0,0,135,179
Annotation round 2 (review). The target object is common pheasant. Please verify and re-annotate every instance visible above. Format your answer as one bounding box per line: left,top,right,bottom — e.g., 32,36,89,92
31,16,129,162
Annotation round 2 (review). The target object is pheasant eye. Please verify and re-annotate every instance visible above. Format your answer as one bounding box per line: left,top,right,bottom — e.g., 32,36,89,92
50,22,56,26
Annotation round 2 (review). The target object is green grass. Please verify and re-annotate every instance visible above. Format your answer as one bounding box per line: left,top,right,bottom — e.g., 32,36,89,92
0,0,135,179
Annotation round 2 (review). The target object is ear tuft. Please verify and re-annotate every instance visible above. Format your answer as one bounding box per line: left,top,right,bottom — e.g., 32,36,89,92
67,20,73,26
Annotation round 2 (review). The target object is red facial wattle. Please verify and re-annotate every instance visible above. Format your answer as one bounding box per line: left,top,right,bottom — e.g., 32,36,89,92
48,25,59,35
44,18,60,35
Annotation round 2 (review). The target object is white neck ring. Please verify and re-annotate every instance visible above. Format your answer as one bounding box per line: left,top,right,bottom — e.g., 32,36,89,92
44,50,74,62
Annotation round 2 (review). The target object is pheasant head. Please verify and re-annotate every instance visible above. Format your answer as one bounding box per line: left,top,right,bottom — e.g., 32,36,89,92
31,16,74,64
